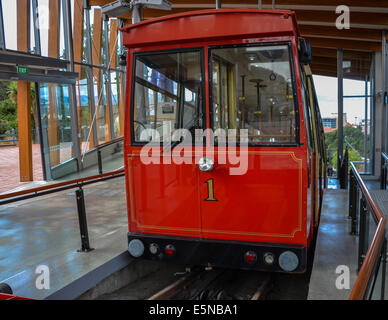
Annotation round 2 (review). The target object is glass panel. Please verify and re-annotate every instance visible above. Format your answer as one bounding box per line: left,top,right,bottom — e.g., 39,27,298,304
39,83,74,169
343,93,372,174
2,0,17,50
91,67,106,144
133,50,203,142
76,65,92,153
111,71,120,138
210,44,296,144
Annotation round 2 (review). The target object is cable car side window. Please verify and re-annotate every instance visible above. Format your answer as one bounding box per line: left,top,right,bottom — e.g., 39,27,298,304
132,49,204,144
209,44,297,145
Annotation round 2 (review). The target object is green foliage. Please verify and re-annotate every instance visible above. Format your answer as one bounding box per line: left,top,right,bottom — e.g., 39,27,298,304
0,82,18,134
332,149,362,170
325,125,368,168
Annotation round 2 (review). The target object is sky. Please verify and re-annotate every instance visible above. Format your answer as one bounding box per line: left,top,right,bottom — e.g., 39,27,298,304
313,75,370,125
2,1,370,125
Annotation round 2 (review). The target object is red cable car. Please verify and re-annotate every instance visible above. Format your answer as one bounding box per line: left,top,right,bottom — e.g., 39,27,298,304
122,9,326,273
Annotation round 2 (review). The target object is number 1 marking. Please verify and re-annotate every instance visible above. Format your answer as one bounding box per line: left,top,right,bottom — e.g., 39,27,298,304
205,179,217,201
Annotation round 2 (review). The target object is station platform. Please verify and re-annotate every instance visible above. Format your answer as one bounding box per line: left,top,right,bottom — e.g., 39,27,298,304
308,189,359,299
0,176,141,299
308,186,388,300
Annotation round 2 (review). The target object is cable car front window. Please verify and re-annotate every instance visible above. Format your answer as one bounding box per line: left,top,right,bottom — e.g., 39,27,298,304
132,50,203,143
210,44,297,144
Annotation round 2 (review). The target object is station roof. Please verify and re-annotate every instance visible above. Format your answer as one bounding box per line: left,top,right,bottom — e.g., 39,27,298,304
89,0,388,80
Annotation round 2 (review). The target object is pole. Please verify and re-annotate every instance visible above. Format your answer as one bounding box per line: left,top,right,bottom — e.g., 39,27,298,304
63,0,82,170
84,0,99,148
132,4,142,24
75,188,94,252
337,49,344,177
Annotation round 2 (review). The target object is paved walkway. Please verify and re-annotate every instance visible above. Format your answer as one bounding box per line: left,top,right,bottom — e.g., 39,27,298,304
308,189,359,300
0,145,43,194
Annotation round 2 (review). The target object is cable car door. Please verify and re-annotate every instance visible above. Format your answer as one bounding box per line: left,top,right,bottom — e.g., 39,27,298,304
129,49,205,238
198,44,304,244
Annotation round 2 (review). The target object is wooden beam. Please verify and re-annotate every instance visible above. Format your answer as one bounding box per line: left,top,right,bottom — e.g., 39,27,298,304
300,25,386,42
73,0,84,66
312,47,373,60
92,9,103,76
313,56,371,69
306,37,382,52
109,19,118,68
17,0,33,182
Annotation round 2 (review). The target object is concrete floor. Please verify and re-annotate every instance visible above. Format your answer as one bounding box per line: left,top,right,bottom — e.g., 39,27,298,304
308,189,359,299
0,177,128,298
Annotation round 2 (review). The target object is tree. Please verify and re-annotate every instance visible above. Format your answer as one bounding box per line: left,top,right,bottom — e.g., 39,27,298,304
325,125,368,168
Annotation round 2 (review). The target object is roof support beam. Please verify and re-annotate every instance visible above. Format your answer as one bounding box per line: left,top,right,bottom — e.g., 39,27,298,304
17,0,33,182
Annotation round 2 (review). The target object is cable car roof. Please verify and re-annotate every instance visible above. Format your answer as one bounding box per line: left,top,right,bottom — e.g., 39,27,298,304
121,9,300,48
90,0,387,80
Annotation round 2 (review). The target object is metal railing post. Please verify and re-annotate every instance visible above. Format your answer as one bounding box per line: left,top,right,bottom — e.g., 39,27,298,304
349,169,358,235
75,187,94,252
358,196,368,271
380,237,386,300
97,148,103,175
381,154,387,190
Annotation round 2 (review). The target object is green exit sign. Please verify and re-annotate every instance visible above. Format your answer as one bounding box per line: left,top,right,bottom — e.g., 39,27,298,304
17,66,29,74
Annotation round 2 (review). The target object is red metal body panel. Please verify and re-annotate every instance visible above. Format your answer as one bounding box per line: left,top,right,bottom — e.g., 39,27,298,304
0,293,34,300
123,9,313,258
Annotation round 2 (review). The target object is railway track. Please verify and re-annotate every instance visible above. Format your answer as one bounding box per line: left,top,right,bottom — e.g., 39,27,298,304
148,268,272,301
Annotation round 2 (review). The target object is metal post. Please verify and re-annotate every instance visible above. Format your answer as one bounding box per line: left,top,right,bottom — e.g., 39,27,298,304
75,188,94,252
0,0,5,49
381,154,387,189
132,4,142,24
63,0,82,171
34,82,48,181
118,19,126,106
84,0,99,148
258,0,262,9
371,53,376,175
272,0,275,9
358,196,368,271
383,31,387,154
337,49,344,176
216,0,221,9
103,15,115,140
31,0,41,55
97,148,103,174
380,237,386,300
364,76,368,172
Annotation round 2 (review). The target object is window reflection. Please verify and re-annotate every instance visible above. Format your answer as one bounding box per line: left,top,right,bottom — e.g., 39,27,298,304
133,51,203,142
210,44,297,144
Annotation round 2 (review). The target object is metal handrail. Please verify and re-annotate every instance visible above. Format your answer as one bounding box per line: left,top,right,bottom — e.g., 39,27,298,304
0,169,125,204
349,162,387,300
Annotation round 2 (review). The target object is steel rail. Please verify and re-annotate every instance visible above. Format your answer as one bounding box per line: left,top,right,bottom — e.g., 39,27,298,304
349,162,387,300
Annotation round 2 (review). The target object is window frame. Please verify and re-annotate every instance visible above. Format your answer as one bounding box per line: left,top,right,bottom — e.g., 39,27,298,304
208,41,301,147
130,47,206,146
